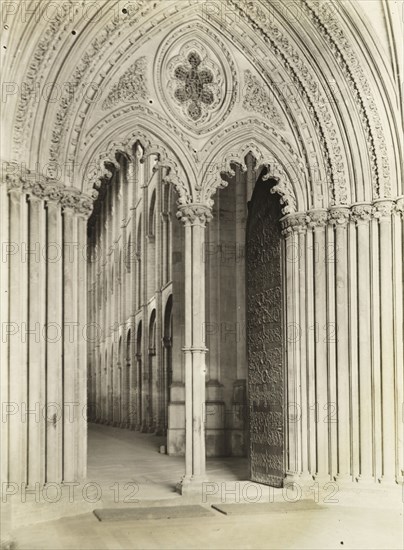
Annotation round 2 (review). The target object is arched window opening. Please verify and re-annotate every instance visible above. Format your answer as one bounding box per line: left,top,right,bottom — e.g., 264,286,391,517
149,190,156,238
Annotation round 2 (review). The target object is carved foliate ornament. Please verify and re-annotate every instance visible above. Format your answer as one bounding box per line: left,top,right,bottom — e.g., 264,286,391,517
4,162,94,216
102,57,148,110
243,71,285,129
328,206,351,226
395,197,404,219
176,203,213,227
373,199,394,220
280,213,310,236
307,209,328,228
351,203,373,224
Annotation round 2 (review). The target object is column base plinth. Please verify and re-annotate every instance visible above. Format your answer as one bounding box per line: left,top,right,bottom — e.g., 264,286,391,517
176,475,209,497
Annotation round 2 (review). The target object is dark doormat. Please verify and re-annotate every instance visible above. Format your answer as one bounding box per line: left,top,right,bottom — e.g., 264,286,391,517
94,505,214,522
212,500,325,516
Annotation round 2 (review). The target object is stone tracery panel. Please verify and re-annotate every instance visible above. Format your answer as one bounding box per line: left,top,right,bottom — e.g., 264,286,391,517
170,47,221,123
155,23,237,135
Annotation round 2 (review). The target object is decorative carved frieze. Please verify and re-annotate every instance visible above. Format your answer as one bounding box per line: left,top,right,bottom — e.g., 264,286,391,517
243,71,285,129
279,200,401,234
176,203,213,227
4,164,94,217
12,0,77,153
102,57,148,110
302,0,391,197
229,0,348,206
45,1,154,164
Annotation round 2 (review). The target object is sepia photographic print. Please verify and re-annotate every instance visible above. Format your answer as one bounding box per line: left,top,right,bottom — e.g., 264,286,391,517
0,1,403,548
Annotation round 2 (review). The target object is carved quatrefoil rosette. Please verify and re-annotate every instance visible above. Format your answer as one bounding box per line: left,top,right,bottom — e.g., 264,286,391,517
167,42,222,127
155,25,237,135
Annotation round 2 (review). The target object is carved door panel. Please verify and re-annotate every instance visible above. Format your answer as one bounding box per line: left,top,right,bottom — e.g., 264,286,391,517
246,177,284,487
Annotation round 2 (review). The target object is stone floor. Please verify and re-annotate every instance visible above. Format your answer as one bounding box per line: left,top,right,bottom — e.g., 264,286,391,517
8,424,404,550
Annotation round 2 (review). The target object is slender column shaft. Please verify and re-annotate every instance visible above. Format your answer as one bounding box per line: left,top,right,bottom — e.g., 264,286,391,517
331,209,351,479
183,223,193,479
353,206,373,480
27,196,46,485
285,228,299,476
8,189,28,484
45,201,63,483
348,218,359,479
141,157,149,430
191,223,207,477
370,216,382,480
77,216,87,478
305,228,316,476
298,228,309,477
376,202,395,480
1,182,9,487
179,204,211,489
326,222,337,479
62,209,78,481
392,201,403,483
130,152,139,428
155,169,163,433
206,199,220,382
311,212,329,479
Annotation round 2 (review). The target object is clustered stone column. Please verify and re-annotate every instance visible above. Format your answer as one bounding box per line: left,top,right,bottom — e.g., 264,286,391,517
1,168,93,491
281,198,404,485
176,203,213,492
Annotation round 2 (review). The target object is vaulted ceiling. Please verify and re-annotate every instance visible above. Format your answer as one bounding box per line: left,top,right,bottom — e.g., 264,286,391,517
2,0,403,212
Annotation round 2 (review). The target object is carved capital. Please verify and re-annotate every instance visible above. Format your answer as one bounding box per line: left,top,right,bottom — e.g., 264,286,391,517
328,206,350,226
5,172,26,193
373,199,394,220
280,213,309,236
176,203,213,227
307,209,328,229
351,203,373,224
4,162,94,218
394,197,404,218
